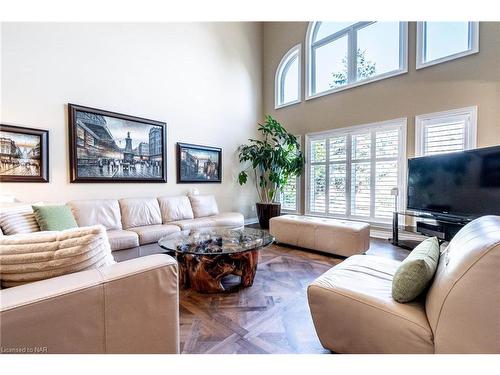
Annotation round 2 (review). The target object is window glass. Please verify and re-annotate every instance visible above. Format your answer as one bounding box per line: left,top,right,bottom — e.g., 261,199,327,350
282,56,299,104
314,22,354,42
314,35,348,92
275,45,301,107
424,22,470,62
357,22,400,79
308,22,407,97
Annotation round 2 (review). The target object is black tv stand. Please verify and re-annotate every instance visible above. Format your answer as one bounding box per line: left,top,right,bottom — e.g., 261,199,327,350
390,211,471,250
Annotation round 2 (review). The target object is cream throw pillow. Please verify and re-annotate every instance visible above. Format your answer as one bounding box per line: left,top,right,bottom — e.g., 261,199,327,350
188,195,219,218
0,225,115,288
0,204,41,235
158,195,195,222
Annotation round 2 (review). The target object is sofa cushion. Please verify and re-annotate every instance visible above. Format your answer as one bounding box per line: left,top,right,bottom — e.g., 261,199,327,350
68,199,122,230
128,224,180,245
119,198,162,229
188,195,219,218
158,196,194,222
171,213,244,231
32,205,78,231
392,237,440,303
107,229,140,251
308,255,434,353
0,205,40,235
0,225,115,288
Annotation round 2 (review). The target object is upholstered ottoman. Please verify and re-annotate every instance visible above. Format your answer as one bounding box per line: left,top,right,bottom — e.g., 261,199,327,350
269,215,370,257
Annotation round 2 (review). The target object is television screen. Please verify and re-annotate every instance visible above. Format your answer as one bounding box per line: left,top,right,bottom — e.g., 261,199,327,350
407,146,500,218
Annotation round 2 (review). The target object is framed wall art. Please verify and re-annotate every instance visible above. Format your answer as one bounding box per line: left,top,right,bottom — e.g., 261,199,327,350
177,142,222,183
0,124,49,183
68,104,167,183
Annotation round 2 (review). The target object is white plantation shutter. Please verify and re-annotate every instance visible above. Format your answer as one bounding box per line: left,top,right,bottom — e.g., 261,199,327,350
309,165,326,213
424,120,466,155
280,135,301,213
281,178,298,211
416,107,477,156
306,119,406,223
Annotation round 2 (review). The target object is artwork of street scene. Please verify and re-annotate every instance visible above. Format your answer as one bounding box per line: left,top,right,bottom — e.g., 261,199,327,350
0,130,42,177
179,144,221,182
73,109,165,181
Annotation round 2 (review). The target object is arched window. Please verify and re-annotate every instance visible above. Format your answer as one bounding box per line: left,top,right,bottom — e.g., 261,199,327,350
306,22,408,99
275,44,301,109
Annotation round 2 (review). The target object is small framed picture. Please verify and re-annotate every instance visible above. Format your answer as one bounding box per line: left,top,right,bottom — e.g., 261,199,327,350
177,143,222,183
68,103,167,183
0,124,49,183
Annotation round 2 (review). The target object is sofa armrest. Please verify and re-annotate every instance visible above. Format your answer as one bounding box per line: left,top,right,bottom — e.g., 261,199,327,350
0,254,179,354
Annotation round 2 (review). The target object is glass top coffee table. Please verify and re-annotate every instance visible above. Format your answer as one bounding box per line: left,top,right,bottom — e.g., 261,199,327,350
158,227,274,293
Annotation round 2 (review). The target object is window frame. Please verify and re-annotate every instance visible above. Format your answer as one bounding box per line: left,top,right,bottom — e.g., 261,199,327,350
305,118,407,225
275,44,302,109
305,21,408,100
416,22,479,70
279,135,302,214
415,106,478,157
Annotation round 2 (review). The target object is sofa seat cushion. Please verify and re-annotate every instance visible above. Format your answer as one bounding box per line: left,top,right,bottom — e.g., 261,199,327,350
307,255,434,354
171,213,244,230
119,198,162,229
128,224,180,245
68,199,122,230
107,229,139,251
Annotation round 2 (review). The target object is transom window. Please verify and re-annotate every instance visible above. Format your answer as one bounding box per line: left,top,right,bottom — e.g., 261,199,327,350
306,22,408,99
416,22,479,69
306,118,407,223
275,44,301,108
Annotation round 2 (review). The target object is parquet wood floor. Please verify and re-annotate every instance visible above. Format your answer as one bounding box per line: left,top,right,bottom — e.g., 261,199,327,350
176,239,407,354
114,235,408,354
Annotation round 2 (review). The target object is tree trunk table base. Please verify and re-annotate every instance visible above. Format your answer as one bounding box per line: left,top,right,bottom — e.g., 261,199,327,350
176,249,259,293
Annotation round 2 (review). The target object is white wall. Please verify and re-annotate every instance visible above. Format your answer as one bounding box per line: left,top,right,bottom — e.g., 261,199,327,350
0,22,262,219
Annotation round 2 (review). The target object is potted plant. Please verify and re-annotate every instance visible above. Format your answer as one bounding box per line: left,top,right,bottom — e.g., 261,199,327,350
237,115,305,229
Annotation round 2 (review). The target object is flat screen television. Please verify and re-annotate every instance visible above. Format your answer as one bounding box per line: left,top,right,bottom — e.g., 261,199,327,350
407,145,500,219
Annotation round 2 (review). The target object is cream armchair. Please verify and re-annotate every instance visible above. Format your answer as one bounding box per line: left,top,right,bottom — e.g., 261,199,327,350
0,254,179,354
308,215,500,354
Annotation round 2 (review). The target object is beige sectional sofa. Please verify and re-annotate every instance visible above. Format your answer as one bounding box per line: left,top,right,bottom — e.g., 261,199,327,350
67,195,244,252
308,215,500,354
0,194,243,354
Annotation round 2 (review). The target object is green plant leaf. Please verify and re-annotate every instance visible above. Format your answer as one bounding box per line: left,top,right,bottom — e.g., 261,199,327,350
238,171,248,185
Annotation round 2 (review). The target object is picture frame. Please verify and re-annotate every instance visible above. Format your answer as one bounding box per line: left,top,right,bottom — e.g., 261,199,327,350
177,142,222,183
0,124,49,183
68,103,167,183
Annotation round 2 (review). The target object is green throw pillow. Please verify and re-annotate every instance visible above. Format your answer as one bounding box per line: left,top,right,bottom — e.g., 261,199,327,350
32,205,78,231
392,237,440,303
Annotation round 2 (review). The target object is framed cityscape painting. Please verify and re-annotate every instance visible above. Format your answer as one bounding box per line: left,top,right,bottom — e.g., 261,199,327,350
0,124,49,182
177,143,222,183
68,104,167,183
